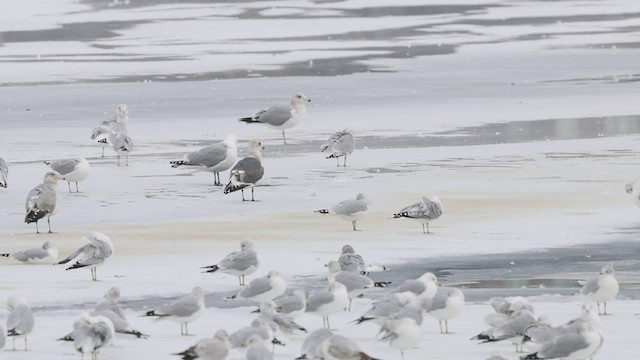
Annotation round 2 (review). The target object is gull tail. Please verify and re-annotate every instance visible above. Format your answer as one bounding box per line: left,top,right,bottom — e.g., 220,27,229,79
0,253,11,258
174,347,198,360
358,352,380,360
97,138,108,144
250,308,260,314
7,329,22,337
25,210,47,224
140,310,168,318
374,281,392,288
170,160,197,168
352,316,374,325
520,353,541,360
121,329,149,339
392,212,409,219
315,209,330,214
57,332,74,341
223,182,247,194
201,264,220,273
66,262,89,271
326,153,340,159
272,338,286,347
43,160,52,166
295,355,308,360
239,117,261,124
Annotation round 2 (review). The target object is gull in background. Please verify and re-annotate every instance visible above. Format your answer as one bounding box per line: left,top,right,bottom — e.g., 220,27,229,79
321,129,355,167
57,232,114,281
224,140,265,201
393,195,443,234
337,245,365,273
520,323,603,360
0,241,58,264
25,171,62,234
6,296,35,351
239,93,311,145
44,158,90,193
306,282,349,329
71,313,115,360
90,104,129,157
170,134,238,186
110,131,134,166
424,286,465,334
229,319,279,350
174,329,230,360
143,287,205,336
254,300,307,337
580,264,619,315
274,289,308,319
202,238,259,286
229,271,287,302
325,261,390,310
93,287,148,338
316,193,372,231
472,308,537,353
0,156,8,188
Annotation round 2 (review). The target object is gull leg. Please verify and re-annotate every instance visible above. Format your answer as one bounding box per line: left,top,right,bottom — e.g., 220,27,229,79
48,217,52,233
336,157,339,167
344,156,347,167
76,182,79,193
241,189,246,201
422,223,426,234
101,147,105,158
348,299,352,311
427,223,430,234
12,337,15,350
439,320,444,334
185,322,189,335
68,182,71,193
352,221,357,231
401,350,405,360
36,221,40,234
282,130,287,145
251,187,255,201
126,154,129,166
180,323,184,335
604,302,608,315
597,303,601,315
445,320,450,334
117,156,121,166
24,337,28,351
326,317,331,330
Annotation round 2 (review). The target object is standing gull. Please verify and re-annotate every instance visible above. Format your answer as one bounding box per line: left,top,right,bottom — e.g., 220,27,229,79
44,158,90,193
424,286,465,334
230,271,287,302
90,104,129,157
72,313,115,360
239,93,311,145
174,329,230,360
0,156,7,188
338,245,366,273
143,287,205,336
202,238,259,286
316,193,372,231
0,241,58,264
171,134,238,186
378,317,421,360
6,296,35,351
326,261,389,310
306,282,349,329
354,291,420,326
57,232,114,281
224,140,265,201
580,264,619,315
25,171,62,234
321,129,355,167
111,131,134,166
393,195,443,234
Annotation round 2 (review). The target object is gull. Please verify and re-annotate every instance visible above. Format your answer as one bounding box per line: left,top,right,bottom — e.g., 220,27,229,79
44,158,90,193
424,286,465,334
0,156,7,188
90,104,129,157
174,329,230,360
57,232,114,281
110,131,134,166
472,309,537,353
316,194,372,231
229,319,277,349
490,296,534,316
25,171,62,234
378,317,421,360
391,272,439,301
72,313,115,360
0,241,58,264
202,239,259,286
338,245,365,273
580,264,619,315
326,261,389,310
306,282,349,329
239,93,311,145
523,304,600,352
296,328,333,360
143,287,205,336
317,334,378,360
6,296,35,351
520,324,603,360
246,335,273,360
93,287,148,338
393,196,443,234
274,289,308,319
229,271,287,302
170,134,238,186
321,129,355,167
354,291,420,326
224,140,265,201
255,300,307,337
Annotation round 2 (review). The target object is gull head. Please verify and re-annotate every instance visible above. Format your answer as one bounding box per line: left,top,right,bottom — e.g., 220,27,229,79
42,241,53,250
326,261,341,274
44,171,63,184
600,264,615,275
192,286,205,299
214,329,229,341
341,244,355,254
267,270,282,279
292,93,311,104
259,300,277,314
240,238,255,251
116,104,129,117
418,272,439,286
105,287,121,302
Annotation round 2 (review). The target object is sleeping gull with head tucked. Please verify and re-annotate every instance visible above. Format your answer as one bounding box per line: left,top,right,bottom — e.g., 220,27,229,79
393,195,443,234
71,313,115,360
0,241,58,264
45,158,90,193
239,93,311,145
143,287,205,336
321,129,355,167
316,194,371,231
171,134,238,186
202,239,259,286
174,329,230,360
57,232,114,281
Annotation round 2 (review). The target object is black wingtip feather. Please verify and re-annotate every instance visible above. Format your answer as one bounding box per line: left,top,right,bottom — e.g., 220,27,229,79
239,117,260,124
315,209,330,214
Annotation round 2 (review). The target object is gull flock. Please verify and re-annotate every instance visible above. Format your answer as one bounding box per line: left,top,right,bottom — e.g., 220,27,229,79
0,93,631,360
